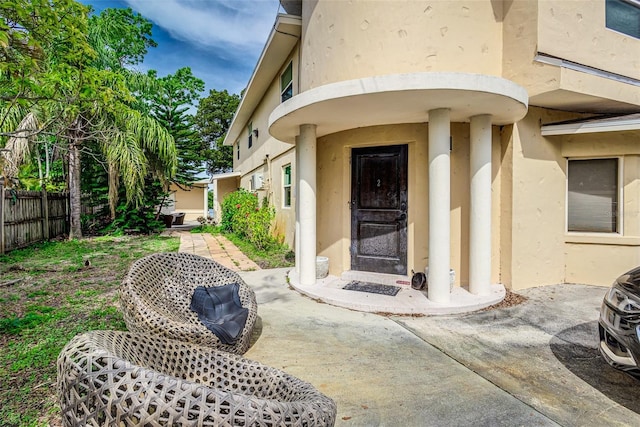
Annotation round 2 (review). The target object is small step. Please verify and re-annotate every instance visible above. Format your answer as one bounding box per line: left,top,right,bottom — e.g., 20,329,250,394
341,270,411,287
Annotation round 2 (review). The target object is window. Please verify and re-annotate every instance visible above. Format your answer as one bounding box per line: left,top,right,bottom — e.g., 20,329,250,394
247,122,253,149
283,164,292,207
237,141,240,160
567,158,619,233
280,61,293,102
606,0,640,39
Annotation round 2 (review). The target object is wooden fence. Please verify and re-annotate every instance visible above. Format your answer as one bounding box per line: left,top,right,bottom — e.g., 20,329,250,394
0,184,68,254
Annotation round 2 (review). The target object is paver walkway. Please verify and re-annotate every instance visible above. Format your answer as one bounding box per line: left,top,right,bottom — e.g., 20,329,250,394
163,229,260,272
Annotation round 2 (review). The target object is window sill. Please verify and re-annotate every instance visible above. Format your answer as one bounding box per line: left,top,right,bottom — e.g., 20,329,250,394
565,234,640,246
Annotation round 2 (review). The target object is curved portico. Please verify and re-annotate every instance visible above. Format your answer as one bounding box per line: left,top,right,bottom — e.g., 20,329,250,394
270,72,528,309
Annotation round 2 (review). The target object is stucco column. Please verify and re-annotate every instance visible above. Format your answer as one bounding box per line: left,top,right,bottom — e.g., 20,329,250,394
212,179,219,222
428,108,451,304
298,124,317,285
469,114,492,296
203,183,209,218
294,135,301,275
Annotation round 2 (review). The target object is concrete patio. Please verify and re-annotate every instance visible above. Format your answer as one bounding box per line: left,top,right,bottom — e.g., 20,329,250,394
242,268,640,427
169,230,640,426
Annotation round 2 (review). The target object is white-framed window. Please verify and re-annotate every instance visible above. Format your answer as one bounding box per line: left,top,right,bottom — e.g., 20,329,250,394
606,0,640,39
247,122,253,149
280,61,293,103
567,158,620,233
283,164,292,207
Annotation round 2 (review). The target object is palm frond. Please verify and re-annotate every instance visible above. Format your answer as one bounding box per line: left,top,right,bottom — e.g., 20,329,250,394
1,112,39,181
103,118,147,208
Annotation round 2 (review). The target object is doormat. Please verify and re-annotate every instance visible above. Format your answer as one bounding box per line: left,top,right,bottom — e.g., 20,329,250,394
343,281,401,296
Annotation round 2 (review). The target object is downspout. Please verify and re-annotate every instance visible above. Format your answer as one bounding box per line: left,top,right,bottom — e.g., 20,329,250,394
266,154,273,204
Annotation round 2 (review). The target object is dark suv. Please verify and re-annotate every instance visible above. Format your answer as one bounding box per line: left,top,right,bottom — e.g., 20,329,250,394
599,266,640,378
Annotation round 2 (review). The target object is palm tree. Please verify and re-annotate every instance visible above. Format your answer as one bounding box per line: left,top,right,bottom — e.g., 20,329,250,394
0,112,38,185
1,6,178,239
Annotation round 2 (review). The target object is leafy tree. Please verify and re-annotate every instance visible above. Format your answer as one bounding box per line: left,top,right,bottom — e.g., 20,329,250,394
2,5,177,239
0,0,94,116
195,89,240,174
149,67,206,186
1,0,93,189
88,7,156,70
63,7,176,238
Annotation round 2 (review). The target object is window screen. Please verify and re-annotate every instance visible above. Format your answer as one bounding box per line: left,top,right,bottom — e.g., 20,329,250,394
283,164,292,207
606,0,640,39
281,62,293,102
567,158,618,233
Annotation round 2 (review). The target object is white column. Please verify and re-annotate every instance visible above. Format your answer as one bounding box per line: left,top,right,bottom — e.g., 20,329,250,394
428,108,451,304
212,179,221,223
469,114,493,296
203,183,209,218
298,124,317,285
294,135,301,275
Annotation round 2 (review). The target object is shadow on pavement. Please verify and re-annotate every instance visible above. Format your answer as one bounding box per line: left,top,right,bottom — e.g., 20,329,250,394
550,321,640,414
249,315,263,347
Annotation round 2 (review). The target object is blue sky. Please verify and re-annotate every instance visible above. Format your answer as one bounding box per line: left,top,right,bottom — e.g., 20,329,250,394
80,0,281,96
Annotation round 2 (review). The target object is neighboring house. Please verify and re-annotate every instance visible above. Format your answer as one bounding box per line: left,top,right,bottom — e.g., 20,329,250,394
209,171,241,224
161,179,210,222
223,0,640,304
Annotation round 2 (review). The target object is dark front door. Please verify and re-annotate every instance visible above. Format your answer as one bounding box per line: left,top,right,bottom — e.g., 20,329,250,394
351,145,408,275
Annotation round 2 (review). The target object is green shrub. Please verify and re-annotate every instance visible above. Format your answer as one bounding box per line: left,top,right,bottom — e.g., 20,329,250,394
221,190,277,249
247,202,276,250
220,189,258,237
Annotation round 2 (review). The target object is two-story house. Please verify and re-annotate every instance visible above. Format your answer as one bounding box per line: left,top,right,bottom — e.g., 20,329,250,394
223,0,640,309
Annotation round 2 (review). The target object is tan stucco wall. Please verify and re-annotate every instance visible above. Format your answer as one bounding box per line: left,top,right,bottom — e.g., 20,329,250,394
238,147,296,249
230,44,302,248
561,136,640,285
300,0,504,91
268,149,296,246
316,122,503,286
234,48,299,174
502,109,568,289
536,0,640,80
503,107,640,289
502,0,640,106
170,184,206,221
214,178,240,223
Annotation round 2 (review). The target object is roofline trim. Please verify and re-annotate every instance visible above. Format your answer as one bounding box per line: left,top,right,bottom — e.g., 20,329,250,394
223,14,301,147
541,117,640,135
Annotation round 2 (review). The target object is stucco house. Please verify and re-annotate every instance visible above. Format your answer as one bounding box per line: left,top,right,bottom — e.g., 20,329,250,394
223,0,640,308
161,179,210,223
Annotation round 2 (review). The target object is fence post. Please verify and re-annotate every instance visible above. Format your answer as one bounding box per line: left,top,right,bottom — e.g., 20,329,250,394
42,187,49,240
0,183,5,254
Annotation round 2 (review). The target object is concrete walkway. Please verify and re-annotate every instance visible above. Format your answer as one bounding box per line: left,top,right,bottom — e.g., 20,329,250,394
163,228,260,271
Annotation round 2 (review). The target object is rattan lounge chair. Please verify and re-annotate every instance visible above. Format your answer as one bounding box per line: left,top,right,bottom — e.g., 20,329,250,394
119,252,258,354
57,330,337,427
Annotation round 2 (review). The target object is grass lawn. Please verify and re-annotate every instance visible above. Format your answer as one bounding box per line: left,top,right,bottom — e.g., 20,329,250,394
0,234,180,427
190,225,294,269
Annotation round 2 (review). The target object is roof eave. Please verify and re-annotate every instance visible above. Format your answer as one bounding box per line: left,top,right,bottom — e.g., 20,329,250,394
223,14,302,147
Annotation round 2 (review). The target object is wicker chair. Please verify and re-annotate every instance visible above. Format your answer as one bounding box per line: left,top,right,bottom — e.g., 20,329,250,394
57,330,337,427
119,252,257,354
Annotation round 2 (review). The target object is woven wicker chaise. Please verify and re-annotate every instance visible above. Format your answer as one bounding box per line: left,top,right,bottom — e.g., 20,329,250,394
57,330,337,426
119,252,257,354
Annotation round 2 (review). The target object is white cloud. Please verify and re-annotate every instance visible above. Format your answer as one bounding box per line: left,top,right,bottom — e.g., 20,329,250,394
123,0,280,56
